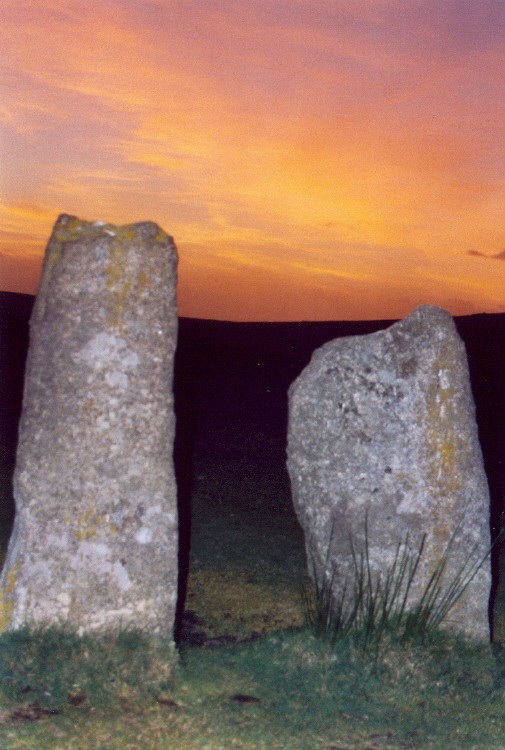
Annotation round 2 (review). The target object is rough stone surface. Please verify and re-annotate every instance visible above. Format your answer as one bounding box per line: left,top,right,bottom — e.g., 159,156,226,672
287,305,491,641
0,214,178,640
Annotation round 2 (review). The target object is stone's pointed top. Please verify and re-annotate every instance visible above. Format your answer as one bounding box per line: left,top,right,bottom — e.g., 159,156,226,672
409,304,451,315
382,305,459,345
401,305,455,327
305,305,461,376
53,214,175,246
34,215,177,323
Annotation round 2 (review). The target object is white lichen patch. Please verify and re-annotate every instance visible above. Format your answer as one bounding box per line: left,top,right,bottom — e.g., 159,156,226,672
105,370,129,389
46,533,69,550
439,368,451,389
96,415,111,432
135,527,153,544
28,561,54,586
78,607,135,634
112,560,132,591
72,541,109,562
77,598,157,633
69,541,130,589
145,504,162,517
57,592,71,607
55,592,72,618
396,489,429,514
73,332,139,373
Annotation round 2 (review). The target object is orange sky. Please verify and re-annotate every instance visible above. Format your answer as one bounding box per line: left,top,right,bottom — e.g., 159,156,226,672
1,1,504,321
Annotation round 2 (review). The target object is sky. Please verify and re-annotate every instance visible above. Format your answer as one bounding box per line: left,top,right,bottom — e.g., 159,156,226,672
0,0,504,321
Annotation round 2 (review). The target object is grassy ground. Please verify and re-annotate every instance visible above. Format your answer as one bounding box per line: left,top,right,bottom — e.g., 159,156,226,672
2,451,505,748
2,615,505,749
183,464,308,641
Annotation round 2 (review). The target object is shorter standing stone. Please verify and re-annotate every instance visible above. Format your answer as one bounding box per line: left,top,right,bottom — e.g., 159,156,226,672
287,305,491,641
0,215,178,641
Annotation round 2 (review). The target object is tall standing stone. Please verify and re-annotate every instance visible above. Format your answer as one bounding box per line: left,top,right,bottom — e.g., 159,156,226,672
0,215,178,638
287,305,491,641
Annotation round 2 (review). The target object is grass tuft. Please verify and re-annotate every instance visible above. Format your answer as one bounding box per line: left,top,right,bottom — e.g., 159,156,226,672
303,514,494,657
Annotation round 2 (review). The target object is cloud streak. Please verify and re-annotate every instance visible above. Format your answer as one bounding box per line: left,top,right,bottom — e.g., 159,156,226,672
468,249,505,260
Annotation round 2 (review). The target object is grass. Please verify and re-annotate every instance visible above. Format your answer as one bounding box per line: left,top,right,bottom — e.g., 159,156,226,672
2,625,505,749
0,627,176,711
1,450,505,748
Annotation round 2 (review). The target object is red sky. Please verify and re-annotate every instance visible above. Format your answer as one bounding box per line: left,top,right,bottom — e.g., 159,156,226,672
1,1,504,321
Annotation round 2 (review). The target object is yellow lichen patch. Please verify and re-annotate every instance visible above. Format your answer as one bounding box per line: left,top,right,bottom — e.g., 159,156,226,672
115,222,170,246
35,216,85,319
424,347,463,497
114,225,138,244
0,563,20,631
72,504,108,541
106,277,133,329
39,216,168,329
395,471,413,483
136,270,152,294
419,343,469,558
70,502,119,541
105,237,129,330
81,398,97,420
54,214,88,241
438,441,457,473
153,225,171,245
104,232,156,329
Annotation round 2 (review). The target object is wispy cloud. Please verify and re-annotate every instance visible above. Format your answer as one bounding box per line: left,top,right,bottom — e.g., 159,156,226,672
468,249,505,260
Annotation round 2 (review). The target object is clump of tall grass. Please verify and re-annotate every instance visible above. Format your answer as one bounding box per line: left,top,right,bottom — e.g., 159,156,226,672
303,515,494,658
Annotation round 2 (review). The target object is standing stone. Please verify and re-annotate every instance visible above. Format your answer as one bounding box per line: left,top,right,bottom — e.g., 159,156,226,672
0,214,178,638
287,305,491,641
